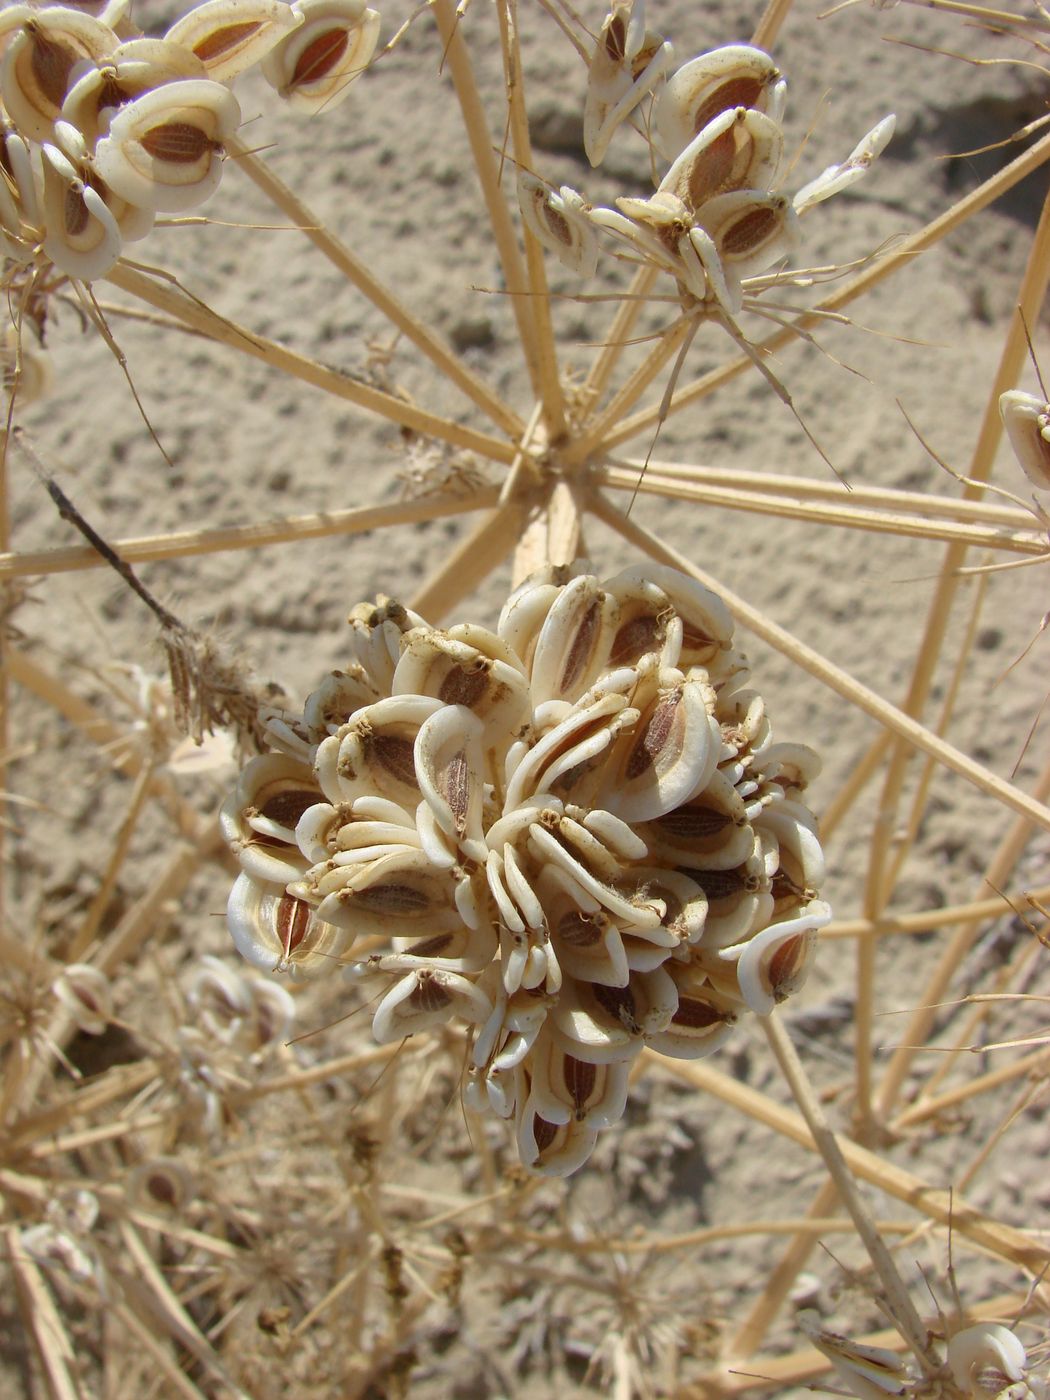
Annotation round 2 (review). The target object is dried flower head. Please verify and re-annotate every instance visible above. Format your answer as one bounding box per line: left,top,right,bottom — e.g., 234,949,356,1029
222,564,828,1174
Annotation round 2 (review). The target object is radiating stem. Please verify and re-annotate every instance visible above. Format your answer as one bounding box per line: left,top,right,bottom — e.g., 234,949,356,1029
105,263,517,464
0,487,502,579
857,185,1050,1133
431,0,547,410
655,1051,1049,1272
597,464,1044,553
409,501,528,620
228,137,524,438
824,880,1050,938
496,0,567,439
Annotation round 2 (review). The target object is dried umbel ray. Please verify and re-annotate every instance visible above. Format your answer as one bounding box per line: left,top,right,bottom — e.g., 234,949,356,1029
221,563,829,1175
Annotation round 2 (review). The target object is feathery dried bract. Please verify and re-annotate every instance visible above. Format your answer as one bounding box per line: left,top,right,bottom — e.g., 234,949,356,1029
222,565,827,1174
260,0,380,113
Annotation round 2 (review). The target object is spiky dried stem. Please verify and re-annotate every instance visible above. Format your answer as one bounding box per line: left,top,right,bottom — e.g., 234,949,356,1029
825,880,1050,939
893,1043,1050,1130
655,1052,1049,1272
602,458,1040,528
728,1177,841,1362
857,185,1050,1133
409,501,529,620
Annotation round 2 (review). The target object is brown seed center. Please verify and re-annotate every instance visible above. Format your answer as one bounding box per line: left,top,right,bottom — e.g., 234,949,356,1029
140,122,214,164
292,28,351,88
193,20,263,63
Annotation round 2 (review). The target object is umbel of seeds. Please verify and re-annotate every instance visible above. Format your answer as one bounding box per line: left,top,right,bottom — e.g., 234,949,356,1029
221,564,830,1175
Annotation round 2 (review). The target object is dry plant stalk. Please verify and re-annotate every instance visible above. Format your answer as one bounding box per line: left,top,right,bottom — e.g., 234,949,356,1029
0,0,1048,1395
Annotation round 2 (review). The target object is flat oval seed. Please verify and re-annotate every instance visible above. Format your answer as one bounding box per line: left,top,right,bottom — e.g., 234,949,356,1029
259,788,317,827
693,76,765,133
353,883,431,914
140,122,213,163
409,974,452,1013
768,934,806,993
609,614,661,665
604,14,626,61
194,20,263,62
562,1055,597,1118
560,600,602,695
370,734,417,785
276,895,313,954
543,202,572,246
654,806,731,839
687,127,736,207
673,996,726,1029
438,666,487,708
626,691,680,779
557,911,603,947
533,1115,559,1152
30,29,74,107
292,27,349,87
722,205,778,257
64,186,90,237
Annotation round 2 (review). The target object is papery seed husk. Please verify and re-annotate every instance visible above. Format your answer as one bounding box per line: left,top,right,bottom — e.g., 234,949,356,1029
166,0,301,81
1000,388,1050,490
372,969,491,1044
227,872,350,977
413,704,487,863
93,78,241,213
517,1104,601,1176
1,8,116,142
652,44,782,161
660,107,783,214
40,144,123,279
260,0,380,112
608,676,719,824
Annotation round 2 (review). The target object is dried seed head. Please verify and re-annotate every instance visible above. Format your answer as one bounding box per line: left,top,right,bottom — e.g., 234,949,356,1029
224,564,826,1174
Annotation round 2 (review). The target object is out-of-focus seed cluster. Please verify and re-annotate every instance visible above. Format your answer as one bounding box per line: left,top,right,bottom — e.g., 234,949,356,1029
519,0,894,332
0,0,379,286
221,564,830,1175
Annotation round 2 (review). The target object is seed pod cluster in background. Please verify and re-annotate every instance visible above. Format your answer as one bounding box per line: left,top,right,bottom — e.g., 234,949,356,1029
0,0,380,284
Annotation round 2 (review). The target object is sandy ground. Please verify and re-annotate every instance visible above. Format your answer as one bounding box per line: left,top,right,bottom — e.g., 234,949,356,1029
4,0,1049,1393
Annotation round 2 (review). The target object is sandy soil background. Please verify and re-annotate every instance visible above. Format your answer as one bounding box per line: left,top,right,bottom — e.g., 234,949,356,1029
3,0,1049,1393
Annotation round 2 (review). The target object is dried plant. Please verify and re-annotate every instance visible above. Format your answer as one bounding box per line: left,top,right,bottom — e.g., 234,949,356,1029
0,0,1049,1396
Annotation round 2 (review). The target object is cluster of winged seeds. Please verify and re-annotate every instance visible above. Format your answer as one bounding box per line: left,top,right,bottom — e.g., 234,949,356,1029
221,565,830,1175
0,0,378,282
519,0,894,333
